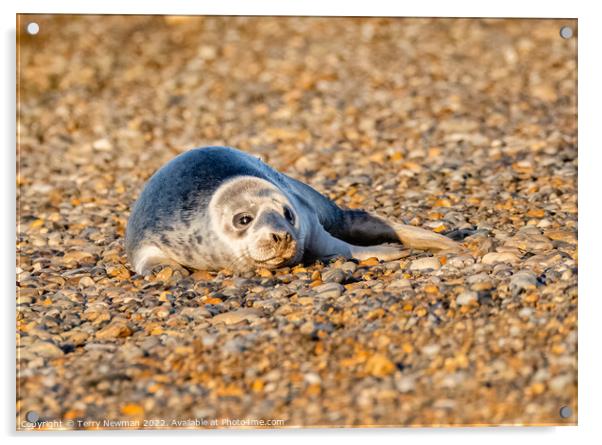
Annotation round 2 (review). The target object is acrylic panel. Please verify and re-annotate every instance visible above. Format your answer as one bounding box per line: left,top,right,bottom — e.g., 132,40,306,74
16,15,577,429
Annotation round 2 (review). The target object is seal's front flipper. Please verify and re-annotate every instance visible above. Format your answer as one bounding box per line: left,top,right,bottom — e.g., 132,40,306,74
350,244,409,261
130,244,179,275
333,209,461,252
305,222,407,263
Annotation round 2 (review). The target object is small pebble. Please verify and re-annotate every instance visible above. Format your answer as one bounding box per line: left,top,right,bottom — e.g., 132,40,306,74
482,252,520,265
313,282,344,299
210,308,262,325
95,321,133,339
409,257,441,271
510,270,538,296
456,291,478,306
321,268,346,283
25,341,64,359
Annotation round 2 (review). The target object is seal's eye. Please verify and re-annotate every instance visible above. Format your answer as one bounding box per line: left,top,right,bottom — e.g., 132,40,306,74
233,213,254,229
284,206,295,225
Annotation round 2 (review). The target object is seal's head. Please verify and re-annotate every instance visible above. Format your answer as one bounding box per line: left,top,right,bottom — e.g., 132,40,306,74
209,176,305,270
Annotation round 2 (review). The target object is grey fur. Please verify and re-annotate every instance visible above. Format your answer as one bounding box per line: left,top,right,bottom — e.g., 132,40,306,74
126,146,459,274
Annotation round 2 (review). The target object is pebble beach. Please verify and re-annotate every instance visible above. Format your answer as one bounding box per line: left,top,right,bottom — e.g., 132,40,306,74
17,16,577,428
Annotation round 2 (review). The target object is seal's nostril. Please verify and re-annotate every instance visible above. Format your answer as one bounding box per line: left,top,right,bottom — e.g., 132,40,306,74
271,232,293,244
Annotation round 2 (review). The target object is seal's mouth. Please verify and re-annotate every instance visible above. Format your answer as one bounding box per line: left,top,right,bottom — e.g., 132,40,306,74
252,244,299,268
258,256,289,266
253,248,296,266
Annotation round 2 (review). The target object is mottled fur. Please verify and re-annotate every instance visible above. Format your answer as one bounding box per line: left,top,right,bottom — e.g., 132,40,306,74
126,146,459,274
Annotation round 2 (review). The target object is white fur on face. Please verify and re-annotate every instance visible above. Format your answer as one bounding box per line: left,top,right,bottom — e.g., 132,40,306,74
209,176,306,269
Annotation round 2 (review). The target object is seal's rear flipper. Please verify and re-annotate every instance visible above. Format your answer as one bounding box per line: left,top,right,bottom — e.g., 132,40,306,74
335,209,461,252
390,221,461,252
284,173,460,253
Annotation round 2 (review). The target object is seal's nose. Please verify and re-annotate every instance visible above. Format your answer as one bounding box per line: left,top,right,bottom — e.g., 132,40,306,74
271,231,292,244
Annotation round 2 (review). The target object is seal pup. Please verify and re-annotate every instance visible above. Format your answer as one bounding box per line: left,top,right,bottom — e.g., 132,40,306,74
126,146,459,274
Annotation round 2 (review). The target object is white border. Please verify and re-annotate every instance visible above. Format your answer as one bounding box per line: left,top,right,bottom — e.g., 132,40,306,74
3,1,601,444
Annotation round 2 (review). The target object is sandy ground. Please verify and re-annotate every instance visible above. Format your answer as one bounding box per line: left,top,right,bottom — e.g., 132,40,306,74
17,16,577,428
